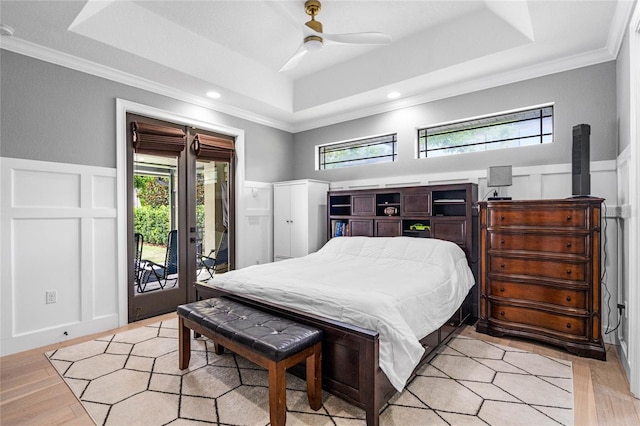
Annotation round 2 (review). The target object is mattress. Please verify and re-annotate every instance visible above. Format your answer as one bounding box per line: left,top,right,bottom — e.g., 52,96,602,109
206,236,475,391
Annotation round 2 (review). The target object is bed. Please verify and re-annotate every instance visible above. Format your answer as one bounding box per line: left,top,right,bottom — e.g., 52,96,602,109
196,236,476,426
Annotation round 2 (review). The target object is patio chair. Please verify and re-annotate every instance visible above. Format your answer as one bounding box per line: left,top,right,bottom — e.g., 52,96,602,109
134,233,145,291
197,230,228,280
139,229,178,292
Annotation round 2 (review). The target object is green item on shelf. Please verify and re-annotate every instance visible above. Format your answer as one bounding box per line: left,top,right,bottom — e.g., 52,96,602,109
409,223,430,231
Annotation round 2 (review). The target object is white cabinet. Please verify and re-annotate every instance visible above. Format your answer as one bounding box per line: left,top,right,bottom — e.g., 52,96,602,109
273,179,329,262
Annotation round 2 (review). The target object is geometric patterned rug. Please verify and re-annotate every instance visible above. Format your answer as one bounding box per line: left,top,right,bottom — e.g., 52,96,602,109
46,317,574,425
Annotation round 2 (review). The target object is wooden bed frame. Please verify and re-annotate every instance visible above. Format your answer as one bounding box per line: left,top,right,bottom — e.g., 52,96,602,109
195,281,476,426
194,184,479,425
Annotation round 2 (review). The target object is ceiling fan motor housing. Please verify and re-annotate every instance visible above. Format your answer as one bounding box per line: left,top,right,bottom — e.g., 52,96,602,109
305,0,322,17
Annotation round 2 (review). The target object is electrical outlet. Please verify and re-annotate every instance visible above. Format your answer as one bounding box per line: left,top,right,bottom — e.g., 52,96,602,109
617,303,627,318
46,290,57,304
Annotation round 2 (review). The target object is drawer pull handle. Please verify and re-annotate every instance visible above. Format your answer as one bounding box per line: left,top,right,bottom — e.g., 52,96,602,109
566,269,572,275
566,296,572,302
500,239,505,244
500,216,505,221
500,287,505,292
566,323,572,329
500,311,505,316
566,215,572,221
566,242,572,248
500,264,506,269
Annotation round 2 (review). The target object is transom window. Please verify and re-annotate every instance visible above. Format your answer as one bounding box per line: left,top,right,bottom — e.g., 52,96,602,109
418,106,553,158
318,133,397,170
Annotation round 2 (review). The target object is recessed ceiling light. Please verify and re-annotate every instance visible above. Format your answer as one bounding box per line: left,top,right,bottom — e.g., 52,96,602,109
387,91,401,99
206,91,221,99
0,24,15,37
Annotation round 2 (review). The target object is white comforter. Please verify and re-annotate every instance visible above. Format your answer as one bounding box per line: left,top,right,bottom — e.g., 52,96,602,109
207,236,475,391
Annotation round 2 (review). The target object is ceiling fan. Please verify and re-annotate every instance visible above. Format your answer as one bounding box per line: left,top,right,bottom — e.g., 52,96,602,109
279,0,392,72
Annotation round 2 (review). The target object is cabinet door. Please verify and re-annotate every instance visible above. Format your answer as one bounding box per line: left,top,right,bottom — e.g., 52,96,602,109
288,183,309,258
375,220,402,237
352,194,375,216
402,189,431,216
350,219,374,236
273,185,292,258
432,220,466,245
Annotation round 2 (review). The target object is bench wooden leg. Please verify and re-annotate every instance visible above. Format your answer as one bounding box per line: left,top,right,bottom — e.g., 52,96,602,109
306,341,322,410
213,342,225,355
268,360,287,426
178,317,191,370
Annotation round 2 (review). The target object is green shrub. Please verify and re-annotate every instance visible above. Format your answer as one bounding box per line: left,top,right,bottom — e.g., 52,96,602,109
134,205,169,245
134,204,206,245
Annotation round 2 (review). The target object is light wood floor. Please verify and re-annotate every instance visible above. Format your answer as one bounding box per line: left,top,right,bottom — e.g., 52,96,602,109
1,314,638,425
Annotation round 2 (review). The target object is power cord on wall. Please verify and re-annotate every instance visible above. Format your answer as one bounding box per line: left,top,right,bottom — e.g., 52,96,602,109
601,200,622,335
482,189,496,200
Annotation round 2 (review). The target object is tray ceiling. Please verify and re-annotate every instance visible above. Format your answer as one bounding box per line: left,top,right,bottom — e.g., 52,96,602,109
0,1,634,131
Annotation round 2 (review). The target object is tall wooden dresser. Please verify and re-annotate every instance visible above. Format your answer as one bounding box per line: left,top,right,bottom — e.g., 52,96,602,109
476,197,606,360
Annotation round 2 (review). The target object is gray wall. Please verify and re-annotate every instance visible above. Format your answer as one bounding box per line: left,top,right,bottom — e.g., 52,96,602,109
617,31,631,154
0,50,294,183
293,61,617,182
1,50,618,184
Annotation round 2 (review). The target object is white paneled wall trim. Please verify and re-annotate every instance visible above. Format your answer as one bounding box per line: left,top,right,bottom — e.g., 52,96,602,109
1,157,119,356
0,157,626,354
243,181,273,266
616,145,632,376
329,160,617,201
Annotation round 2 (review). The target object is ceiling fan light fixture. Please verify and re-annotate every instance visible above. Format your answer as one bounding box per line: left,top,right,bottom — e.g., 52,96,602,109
279,0,390,72
304,35,323,51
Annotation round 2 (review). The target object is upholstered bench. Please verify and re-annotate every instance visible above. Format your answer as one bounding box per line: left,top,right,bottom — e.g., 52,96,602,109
177,297,322,426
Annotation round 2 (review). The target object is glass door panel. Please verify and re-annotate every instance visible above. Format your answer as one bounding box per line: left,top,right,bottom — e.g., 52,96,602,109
196,159,229,281
133,153,179,295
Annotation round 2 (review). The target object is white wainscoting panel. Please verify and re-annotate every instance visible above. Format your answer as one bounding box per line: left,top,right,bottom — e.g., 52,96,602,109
1,158,119,356
92,175,117,209
12,168,81,208
239,181,273,268
92,217,118,318
616,146,631,371
12,218,82,334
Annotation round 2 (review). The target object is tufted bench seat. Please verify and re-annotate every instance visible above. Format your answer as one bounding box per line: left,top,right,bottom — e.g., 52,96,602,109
177,297,322,426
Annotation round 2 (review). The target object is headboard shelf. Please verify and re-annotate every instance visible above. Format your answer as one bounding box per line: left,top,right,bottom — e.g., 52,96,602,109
327,183,477,254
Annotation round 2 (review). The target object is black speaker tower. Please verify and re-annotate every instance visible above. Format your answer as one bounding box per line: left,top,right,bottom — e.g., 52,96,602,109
572,124,590,196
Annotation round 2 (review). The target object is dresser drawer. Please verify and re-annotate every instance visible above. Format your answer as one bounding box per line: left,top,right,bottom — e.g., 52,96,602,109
490,304,586,336
490,280,586,309
490,256,586,282
489,232,587,255
488,207,587,228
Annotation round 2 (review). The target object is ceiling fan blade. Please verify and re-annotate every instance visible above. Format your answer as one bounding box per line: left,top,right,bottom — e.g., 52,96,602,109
279,43,308,72
322,31,392,45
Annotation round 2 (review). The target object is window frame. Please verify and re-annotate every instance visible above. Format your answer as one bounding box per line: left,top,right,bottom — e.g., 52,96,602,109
417,104,554,158
317,133,398,170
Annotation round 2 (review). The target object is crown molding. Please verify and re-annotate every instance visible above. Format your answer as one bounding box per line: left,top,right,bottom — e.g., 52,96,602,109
607,0,637,57
0,37,294,133
0,21,627,136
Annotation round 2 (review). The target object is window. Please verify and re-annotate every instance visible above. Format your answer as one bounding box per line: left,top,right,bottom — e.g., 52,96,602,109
318,134,397,170
418,106,553,158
